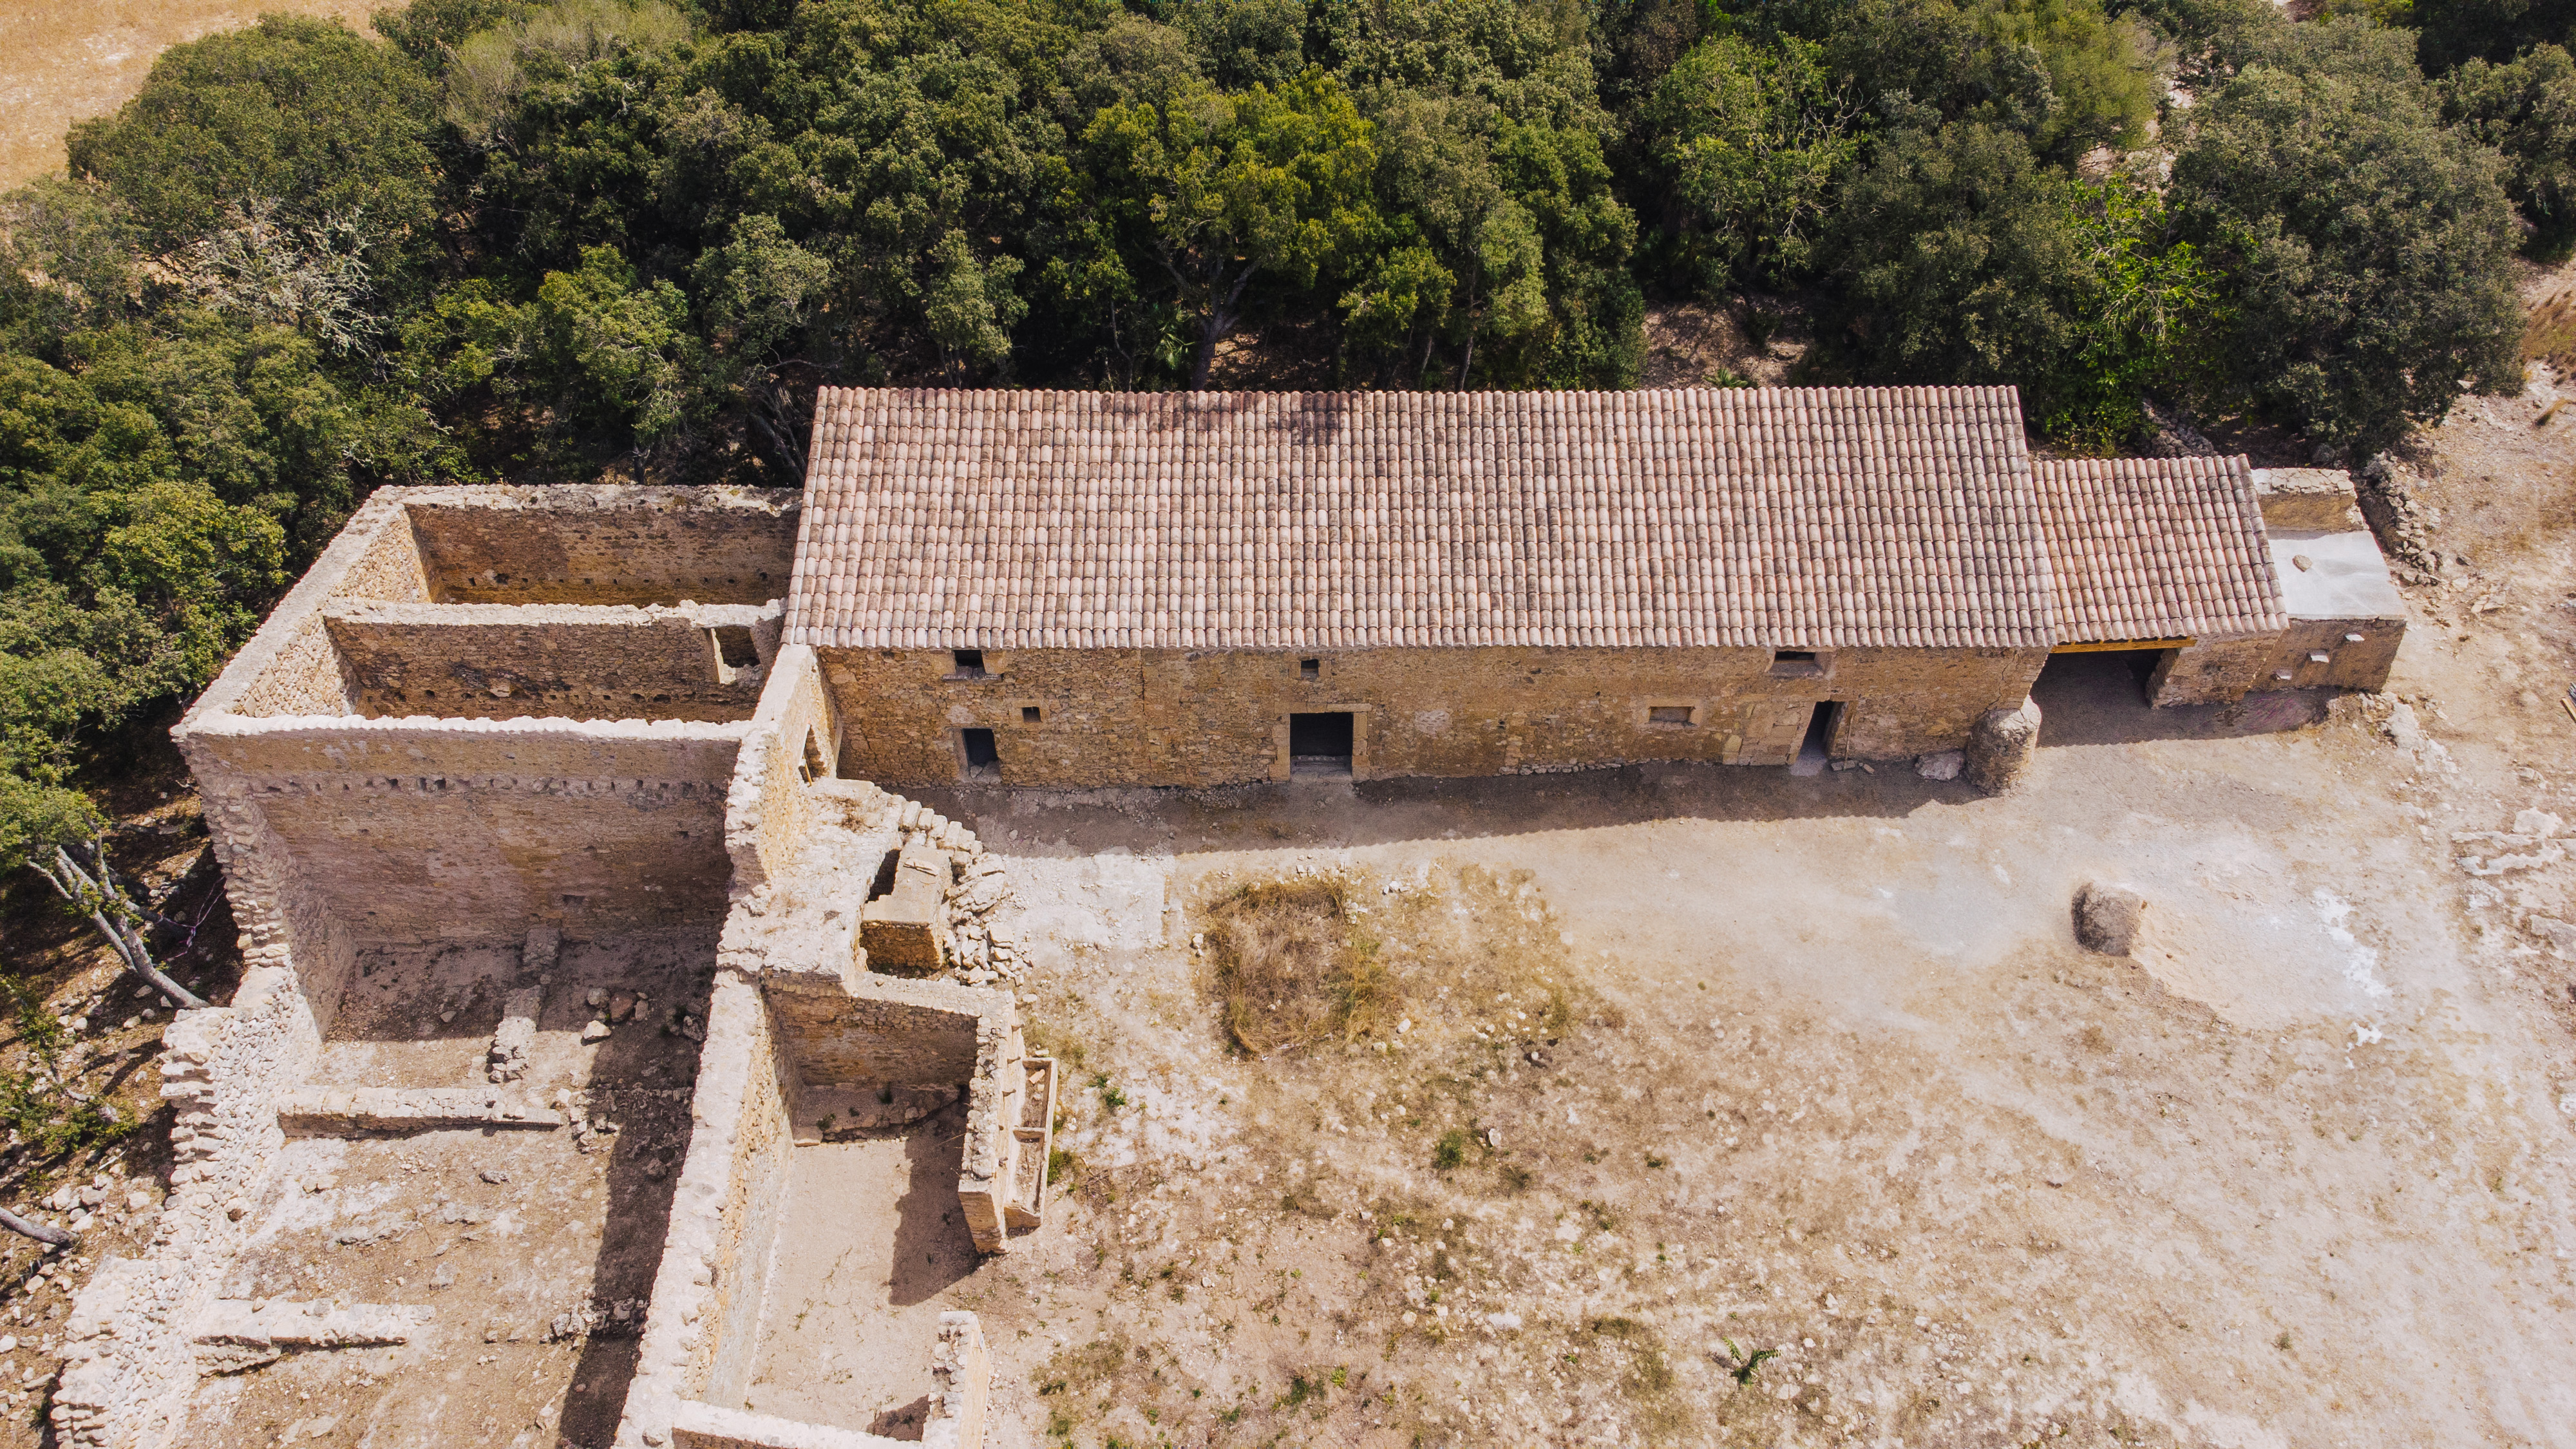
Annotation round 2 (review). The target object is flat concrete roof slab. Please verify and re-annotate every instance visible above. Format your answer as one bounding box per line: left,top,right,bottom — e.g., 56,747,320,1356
2269,528,2405,620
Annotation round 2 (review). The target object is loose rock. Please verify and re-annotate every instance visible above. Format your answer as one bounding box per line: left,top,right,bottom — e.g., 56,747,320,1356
2073,882,2148,956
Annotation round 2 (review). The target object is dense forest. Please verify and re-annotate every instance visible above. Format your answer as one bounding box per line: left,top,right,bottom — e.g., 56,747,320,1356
0,0,2570,848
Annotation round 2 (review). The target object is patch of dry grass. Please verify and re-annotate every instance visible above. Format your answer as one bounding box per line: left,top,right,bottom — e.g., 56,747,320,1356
1200,876,1387,1056
2528,282,2576,374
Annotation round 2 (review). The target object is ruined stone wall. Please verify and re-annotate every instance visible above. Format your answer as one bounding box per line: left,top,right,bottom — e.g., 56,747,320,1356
325,602,773,722
818,645,2049,786
618,971,798,1448
179,716,747,945
225,494,430,719
703,978,799,1406
764,978,987,1087
723,647,842,897
408,487,798,605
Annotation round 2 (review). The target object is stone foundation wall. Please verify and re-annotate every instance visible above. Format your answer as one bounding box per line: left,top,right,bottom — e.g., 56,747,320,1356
818,644,2049,787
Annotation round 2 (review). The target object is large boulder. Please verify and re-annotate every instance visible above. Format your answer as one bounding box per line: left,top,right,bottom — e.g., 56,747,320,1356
2072,882,2148,956
1964,697,2041,795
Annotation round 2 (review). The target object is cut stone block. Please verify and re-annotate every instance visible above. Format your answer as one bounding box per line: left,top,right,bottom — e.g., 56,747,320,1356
861,846,948,976
276,1087,565,1136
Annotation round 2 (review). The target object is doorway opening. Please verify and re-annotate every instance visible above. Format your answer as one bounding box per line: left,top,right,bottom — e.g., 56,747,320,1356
1790,701,1842,777
960,727,999,781
1289,712,1354,777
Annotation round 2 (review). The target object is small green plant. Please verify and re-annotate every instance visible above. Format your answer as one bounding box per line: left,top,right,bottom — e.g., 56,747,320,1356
2275,1331,2292,1350
1432,1128,1470,1171
1645,1153,1667,1169
0,980,133,1159
1092,1074,1126,1110
1047,1146,1079,1187
1721,1336,1779,1385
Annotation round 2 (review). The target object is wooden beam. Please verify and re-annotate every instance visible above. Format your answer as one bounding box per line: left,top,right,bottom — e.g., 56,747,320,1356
2051,638,2195,654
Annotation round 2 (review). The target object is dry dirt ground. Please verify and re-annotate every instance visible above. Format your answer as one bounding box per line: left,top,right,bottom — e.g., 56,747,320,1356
0,1,399,190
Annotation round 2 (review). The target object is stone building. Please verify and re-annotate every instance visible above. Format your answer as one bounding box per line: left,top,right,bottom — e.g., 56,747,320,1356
793,386,2405,788
55,384,2410,1449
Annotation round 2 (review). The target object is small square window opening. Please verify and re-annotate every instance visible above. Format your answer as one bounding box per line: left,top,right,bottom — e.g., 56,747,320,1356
1299,658,1321,679
1021,705,1042,724
952,649,987,677
1768,649,1825,678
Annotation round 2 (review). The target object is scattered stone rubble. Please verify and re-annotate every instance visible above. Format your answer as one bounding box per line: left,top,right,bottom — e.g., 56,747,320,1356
2357,454,2445,578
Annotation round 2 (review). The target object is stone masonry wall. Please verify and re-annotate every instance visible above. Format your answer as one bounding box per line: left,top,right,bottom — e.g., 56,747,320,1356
227,494,430,718
407,487,798,605
617,971,797,1447
819,645,2049,787
2266,617,2406,693
723,647,841,898
2148,634,2278,707
57,735,350,1447
763,983,986,1088
178,716,748,944
326,602,775,722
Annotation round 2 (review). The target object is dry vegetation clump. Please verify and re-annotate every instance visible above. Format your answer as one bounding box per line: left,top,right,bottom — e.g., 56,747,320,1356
1197,864,1581,1068
1200,877,1385,1056
2529,281,2576,375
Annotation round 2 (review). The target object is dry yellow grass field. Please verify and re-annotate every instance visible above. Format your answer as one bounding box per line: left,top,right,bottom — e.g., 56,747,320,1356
0,1,400,190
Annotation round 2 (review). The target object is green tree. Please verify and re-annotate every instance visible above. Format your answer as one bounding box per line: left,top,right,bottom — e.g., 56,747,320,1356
1829,122,2088,385
531,245,697,448
1637,33,1864,288
1077,70,1381,386
2439,41,2576,251
2410,0,2575,70
64,16,440,267
2172,20,2524,452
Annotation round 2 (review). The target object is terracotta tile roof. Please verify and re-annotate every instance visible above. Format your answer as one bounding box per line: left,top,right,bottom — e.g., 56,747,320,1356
2031,455,2286,643
790,386,2058,650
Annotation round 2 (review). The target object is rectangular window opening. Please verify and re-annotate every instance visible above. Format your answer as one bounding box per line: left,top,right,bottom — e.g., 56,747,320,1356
1647,705,1694,726
1021,705,1042,724
712,625,760,669
1289,711,1354,777
952,649,988,678
1769,649,1825,678
1299,658,1321,680
961,726,1000,780
799,729,828,784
